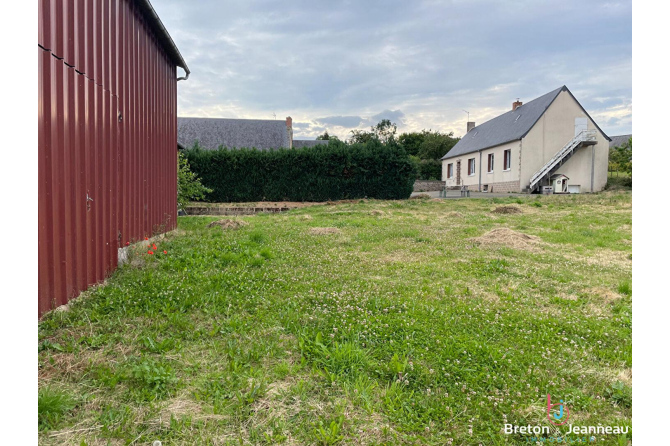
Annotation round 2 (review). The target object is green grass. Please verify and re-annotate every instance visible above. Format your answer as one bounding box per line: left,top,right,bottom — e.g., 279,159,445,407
38,192,632,445
38,387,76,431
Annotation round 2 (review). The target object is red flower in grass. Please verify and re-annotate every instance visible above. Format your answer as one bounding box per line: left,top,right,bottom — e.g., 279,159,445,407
163,250,167,254
152,243,157,250
145,237,148,240
147,250,154,255
125,241,130,246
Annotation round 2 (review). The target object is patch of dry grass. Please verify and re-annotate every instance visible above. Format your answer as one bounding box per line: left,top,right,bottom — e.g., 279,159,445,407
309,227,342,235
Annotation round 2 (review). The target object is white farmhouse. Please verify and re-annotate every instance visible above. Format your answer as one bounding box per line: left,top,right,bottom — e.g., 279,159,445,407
441,86,611,193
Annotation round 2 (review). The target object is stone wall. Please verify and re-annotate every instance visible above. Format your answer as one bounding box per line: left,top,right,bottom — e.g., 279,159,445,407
462,180,521,193
184,206,290,216
413,180,446,192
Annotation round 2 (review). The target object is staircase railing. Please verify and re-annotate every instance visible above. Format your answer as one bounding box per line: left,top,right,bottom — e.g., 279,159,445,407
529,129,597,191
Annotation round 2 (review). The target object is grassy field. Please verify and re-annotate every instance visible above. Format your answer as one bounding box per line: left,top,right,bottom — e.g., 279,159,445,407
38,192,632,445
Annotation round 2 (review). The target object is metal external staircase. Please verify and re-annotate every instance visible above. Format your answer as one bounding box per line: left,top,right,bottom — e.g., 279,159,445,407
528,129,597,192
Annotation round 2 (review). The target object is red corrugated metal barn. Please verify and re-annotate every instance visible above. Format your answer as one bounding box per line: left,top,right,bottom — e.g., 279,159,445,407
38,0,190,316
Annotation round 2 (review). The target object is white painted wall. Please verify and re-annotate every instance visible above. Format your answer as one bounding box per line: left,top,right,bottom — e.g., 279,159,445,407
520,90,609,192
442,139,521,189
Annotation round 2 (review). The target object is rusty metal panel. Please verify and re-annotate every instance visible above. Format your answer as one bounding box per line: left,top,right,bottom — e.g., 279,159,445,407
39,0,180,316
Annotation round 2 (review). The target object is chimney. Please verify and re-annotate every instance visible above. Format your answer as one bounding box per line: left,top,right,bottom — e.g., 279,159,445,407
512,99,523,111
467,121,476,133
286,116,293,148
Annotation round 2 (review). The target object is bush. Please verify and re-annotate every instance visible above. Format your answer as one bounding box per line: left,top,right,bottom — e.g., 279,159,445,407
606,176,632,190
178,151,212,210
183,139,417,202
414,159,442,180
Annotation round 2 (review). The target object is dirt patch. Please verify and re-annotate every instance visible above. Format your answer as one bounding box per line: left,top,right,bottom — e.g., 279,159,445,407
370,210,387,216
471,227,543,251
491,205,523,214
410,193,431,200
309,227,341,235
298,214,313,221
207,219,249,230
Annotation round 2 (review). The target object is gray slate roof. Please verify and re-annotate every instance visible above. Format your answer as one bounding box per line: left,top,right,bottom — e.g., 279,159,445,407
442,86,610,160
177,117,289,150
293,139,329,149
609,134,631,149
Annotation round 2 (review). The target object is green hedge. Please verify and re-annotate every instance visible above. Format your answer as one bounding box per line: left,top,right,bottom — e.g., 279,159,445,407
183,139,417,202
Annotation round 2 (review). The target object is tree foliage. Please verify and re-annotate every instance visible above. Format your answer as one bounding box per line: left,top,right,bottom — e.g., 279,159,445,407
349,119,398,145
316,131,340,142
417,131,459,160
398,130,431,157
608,137,632,175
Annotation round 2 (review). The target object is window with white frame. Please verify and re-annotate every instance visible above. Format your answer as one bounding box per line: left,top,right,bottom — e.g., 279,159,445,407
488,154,494,173
503,149,511,171
468,158,475,176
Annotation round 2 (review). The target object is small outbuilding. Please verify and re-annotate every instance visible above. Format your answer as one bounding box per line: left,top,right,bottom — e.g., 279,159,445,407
550,174,570,194
38,0,189,316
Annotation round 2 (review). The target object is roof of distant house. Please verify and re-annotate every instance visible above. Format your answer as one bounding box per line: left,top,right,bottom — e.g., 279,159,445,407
293,139,329,148
442,85,610,160
177,117,289,150
609,134,632,149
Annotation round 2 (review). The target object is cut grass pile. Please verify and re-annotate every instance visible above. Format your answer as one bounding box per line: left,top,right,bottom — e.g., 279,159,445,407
491,205,523,214
207,219,249,230
470,228,543,251
38,192,632,445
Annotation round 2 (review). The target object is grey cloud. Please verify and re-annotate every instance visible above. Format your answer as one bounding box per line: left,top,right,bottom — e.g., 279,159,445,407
153,0,631,136
368,110,406,126
315,116,365,128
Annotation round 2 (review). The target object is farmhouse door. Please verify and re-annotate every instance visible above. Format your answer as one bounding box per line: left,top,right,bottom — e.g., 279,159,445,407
456,161,461,185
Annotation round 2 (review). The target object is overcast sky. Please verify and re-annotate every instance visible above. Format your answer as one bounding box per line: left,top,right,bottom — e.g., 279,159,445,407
153,0,632,140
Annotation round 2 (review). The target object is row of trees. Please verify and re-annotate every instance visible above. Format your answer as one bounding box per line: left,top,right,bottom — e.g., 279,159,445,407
316,120,460,180
609,137,632,177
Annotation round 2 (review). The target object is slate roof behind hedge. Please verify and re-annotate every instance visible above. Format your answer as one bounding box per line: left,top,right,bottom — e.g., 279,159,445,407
609,134,632,149
177,117,289,150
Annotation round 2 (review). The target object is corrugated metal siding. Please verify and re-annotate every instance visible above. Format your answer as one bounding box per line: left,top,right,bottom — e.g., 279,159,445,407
38,0,178,316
